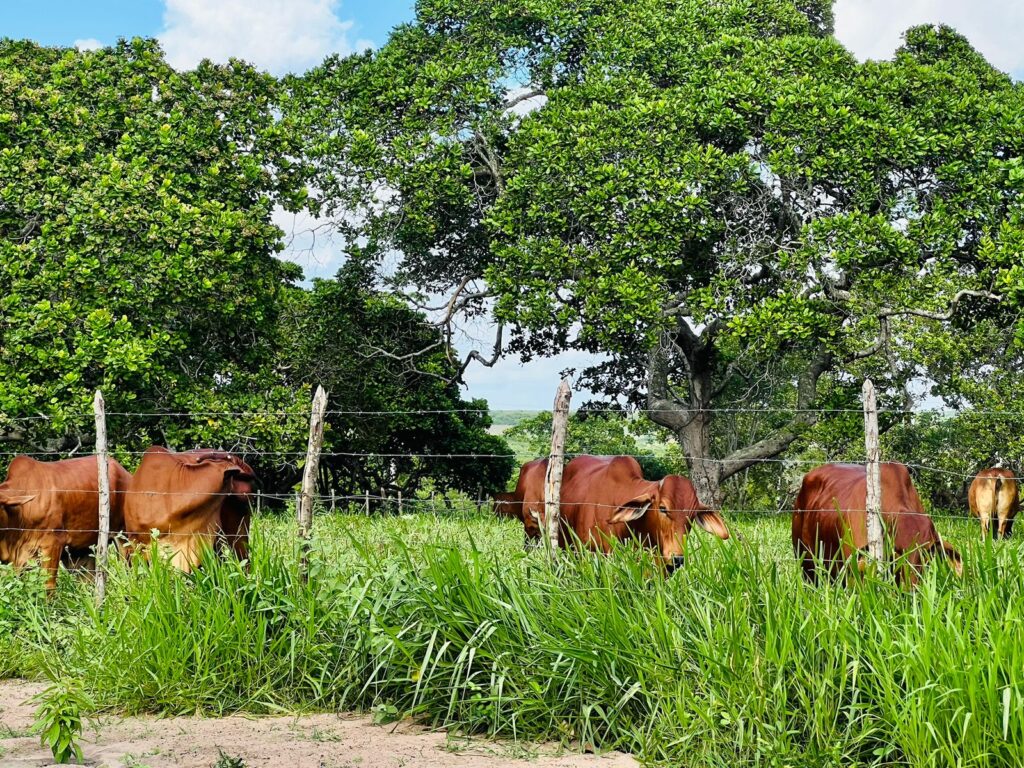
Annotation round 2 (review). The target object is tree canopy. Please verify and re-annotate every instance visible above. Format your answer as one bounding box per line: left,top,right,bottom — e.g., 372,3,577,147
4,4,1024,510
288,0,1024,503
0,37,308,456
0,38,513,503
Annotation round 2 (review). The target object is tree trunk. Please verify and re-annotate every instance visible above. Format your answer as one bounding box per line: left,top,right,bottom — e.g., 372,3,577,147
646,337,725,507
677,411,723,507
646,330,833,510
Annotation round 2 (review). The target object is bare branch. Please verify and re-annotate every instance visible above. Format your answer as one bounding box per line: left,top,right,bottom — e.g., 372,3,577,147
472,131,505,194
459,323,504,375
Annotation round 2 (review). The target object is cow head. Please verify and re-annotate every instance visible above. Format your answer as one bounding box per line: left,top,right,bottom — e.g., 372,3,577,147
608,476,729,574
0,490,35,529
492,492,519,520
519,503,544,541
191,452,256,500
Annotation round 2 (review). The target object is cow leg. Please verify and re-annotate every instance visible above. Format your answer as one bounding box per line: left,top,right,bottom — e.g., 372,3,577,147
979,509,992,541
218,505,250,562
39,537,66,591
794,540,817,584
799,551,817,584
997,487,1014,540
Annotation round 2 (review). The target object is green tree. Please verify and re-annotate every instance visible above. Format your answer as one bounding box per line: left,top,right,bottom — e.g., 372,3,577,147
505,408,684,479
278,264,514,502
289,2,1024,504
0,38,310,463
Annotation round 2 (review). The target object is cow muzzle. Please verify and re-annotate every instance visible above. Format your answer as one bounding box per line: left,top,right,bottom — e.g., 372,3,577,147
666,554,686,573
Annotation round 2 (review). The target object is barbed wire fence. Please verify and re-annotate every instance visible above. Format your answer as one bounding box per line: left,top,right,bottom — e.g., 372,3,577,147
1,380,1020,600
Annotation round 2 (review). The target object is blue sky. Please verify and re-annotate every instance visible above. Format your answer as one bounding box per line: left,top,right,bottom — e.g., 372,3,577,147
3,1,1023,409
0,1,414,55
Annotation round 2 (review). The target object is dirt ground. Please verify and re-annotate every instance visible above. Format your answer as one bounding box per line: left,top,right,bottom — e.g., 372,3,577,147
0,680,637,768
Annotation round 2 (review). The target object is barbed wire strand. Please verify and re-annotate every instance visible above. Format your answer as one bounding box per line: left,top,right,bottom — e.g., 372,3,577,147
2,406,1024,422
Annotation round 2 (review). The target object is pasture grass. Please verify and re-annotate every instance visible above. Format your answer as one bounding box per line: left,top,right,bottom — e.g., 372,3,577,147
0,508,1021,767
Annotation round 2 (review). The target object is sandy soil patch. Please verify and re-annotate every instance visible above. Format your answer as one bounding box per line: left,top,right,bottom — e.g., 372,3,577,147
0,680,637,768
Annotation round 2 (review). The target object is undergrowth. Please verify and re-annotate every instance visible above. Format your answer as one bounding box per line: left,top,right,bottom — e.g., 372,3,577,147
1,510,1020,767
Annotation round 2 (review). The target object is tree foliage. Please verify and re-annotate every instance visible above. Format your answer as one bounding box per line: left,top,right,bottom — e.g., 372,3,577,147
278,265,514,500
0,38,309,459
288,1,1024,504
0,38,513,503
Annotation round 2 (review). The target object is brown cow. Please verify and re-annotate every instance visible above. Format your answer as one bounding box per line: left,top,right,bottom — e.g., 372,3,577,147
559,455,729,572
512,458,549,541
124,447,256,572
0,455,131,588
792,462,961,585
968,467,1019,540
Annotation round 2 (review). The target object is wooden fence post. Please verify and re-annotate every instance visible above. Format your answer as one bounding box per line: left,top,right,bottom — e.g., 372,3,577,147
398,490,403,515
93,390,111,607
298,385,328,581
544,378,572,561
862,379,884,563
364,490,370,516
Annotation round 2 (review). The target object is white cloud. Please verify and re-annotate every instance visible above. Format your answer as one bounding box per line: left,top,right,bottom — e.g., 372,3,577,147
159,0,372,74
73,38,103,51
834,0,1024,76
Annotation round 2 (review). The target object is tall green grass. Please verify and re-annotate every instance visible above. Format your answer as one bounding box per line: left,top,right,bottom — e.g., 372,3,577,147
1,511,1022,767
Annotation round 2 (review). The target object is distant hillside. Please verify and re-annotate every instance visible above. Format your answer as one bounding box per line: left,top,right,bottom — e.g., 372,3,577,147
489,410,545,427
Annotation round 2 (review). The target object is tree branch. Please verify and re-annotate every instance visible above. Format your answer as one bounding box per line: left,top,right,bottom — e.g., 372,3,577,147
459,323,504,375
645,339,694,432
717,345,833,480
472,131,504,194
878,289,1002,322
503,87,544,112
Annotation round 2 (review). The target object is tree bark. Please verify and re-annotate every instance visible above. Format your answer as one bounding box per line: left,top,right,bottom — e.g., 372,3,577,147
646,333,725,506
678,411,723,507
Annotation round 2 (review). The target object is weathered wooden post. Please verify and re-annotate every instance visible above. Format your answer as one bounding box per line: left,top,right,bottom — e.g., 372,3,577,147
543,378,572,561
93,390,111,607
298,385,328,581
364,490,370,516
862,379,884,563
398,490,403,515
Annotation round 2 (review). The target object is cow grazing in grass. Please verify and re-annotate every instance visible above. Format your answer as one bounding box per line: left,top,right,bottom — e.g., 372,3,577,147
124,447,255,571
0,455,131,588
559,455,729,573
969,467,1019,540
792,462,961,585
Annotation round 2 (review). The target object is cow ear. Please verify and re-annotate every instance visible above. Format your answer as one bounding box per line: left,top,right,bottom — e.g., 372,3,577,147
0,493,35,509
609,496,653,524
694,510,730,540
